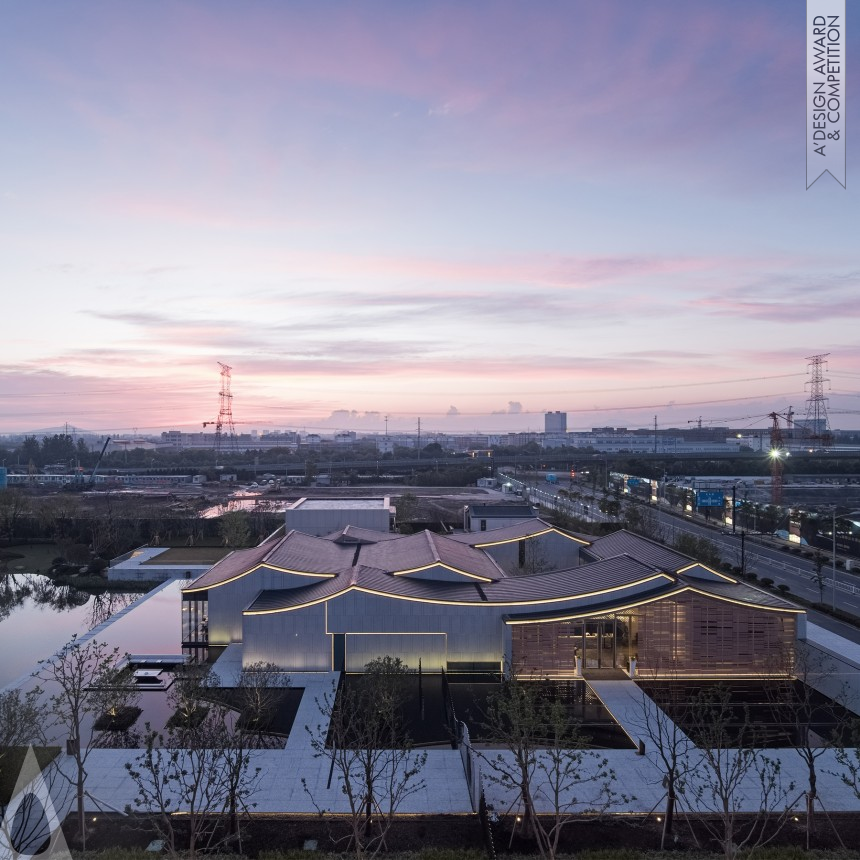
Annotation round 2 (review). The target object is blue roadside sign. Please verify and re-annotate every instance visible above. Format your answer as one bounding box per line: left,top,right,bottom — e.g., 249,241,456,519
696,490,725,507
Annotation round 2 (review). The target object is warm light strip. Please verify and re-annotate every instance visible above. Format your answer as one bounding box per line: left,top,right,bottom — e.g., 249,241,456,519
677,562,736,583
183,562,336,593
473,528,589,548
505,587,685,624
243,573,674,616
392,563,493,582
506,584,805,625
684,585,805,613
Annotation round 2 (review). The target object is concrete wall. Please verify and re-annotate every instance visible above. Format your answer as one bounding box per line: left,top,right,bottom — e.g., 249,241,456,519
285,503,391,536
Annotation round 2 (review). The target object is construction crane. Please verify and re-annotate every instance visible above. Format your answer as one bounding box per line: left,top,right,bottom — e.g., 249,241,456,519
767,412,793,505
89,437,112,487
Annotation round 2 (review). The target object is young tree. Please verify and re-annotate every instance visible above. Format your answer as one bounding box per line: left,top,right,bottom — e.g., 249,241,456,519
682,686,797,860
218,510,252,548
810,552,828,604
126,706,262,859
765,648,846,848
305,656,427,858
477,672,622,860
234,661,290,747
169,663,216,730
632,677,698,850
34,637,131,850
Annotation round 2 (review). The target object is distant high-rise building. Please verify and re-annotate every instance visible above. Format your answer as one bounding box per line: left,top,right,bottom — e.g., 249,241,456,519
545,411,567,434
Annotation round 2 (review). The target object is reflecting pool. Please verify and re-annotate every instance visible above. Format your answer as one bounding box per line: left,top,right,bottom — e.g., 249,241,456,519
0,573,145,687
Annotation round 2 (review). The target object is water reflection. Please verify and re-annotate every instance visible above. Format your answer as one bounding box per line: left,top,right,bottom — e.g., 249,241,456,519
0,572,141,629
0,572,145,687
0,573,35,622
199,497,285,519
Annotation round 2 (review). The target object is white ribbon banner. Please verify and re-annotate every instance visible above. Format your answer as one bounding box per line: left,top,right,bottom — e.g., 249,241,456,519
807,0,846,188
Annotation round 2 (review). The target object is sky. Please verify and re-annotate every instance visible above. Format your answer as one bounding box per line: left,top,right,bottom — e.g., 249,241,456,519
2,0,859,438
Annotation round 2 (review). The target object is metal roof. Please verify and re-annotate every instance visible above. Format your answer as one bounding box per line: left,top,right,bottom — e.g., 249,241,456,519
584,530,693,571
359,531,506,581
243,554,673,615
449,518,591,547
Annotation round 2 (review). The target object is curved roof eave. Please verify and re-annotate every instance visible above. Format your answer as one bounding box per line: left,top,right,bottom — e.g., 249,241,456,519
241,570,676,616
504,582,806,625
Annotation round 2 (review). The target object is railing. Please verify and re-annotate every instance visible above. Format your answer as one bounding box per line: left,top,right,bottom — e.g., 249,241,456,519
478,789,497,860
457,721,483,813
825,577,860,595
440,667,457,746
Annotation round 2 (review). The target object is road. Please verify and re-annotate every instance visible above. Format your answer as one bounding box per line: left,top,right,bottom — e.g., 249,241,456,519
502,472,860,645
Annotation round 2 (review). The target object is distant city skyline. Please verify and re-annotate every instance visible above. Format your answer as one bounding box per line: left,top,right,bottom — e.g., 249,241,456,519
2,2,858,435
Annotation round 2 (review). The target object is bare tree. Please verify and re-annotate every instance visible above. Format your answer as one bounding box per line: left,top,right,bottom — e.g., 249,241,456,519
761,646,852,848
169,663,216,730
0,490,29,544
632,676,698,849
305,656,427,859
682,686,798,860
810,552,828,604
477,672,622,860
125,705,262,859
34,637,131,850
234,661,289,746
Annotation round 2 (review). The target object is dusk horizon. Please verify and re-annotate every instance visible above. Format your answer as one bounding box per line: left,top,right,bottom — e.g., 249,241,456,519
3,1,858,436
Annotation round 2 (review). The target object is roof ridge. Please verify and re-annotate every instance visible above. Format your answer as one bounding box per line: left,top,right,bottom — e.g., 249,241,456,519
260,530,295,565
424,530,441,562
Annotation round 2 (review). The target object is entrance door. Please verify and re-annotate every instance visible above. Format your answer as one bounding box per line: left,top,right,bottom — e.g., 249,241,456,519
584,619,619,670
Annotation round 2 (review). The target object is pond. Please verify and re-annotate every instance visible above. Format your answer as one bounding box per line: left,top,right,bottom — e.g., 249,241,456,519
0,572,146,688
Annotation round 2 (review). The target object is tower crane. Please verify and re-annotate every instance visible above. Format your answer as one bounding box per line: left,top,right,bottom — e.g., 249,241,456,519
767,411,793,505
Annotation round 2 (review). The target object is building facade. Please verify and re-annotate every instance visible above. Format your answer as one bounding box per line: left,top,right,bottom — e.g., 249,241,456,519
181,517,803,679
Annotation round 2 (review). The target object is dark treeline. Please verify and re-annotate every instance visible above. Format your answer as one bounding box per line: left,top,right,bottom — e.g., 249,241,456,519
0,489,281,557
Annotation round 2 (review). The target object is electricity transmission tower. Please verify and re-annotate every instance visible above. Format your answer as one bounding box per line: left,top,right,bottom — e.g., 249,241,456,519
203,362,238,460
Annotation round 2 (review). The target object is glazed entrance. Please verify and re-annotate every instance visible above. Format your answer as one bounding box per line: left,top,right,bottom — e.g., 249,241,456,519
511,613,638,678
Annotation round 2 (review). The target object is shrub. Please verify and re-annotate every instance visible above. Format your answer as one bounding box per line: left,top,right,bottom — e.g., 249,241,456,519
760,577,774,587
776,583,791,594
88,557,109,574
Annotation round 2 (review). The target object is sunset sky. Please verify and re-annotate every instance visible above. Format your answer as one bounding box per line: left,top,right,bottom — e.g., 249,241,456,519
2,1,859,437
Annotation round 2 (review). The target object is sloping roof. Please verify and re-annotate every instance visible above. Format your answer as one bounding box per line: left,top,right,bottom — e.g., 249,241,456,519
243,554,674,615
505,574,804,624
322,525,402,544
484,555,670,602
685,579,803,611
184,530,350,591
263,530,354,572
184,535,282,591
449,518,591,547
584,530,693,571
359,531,505,581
